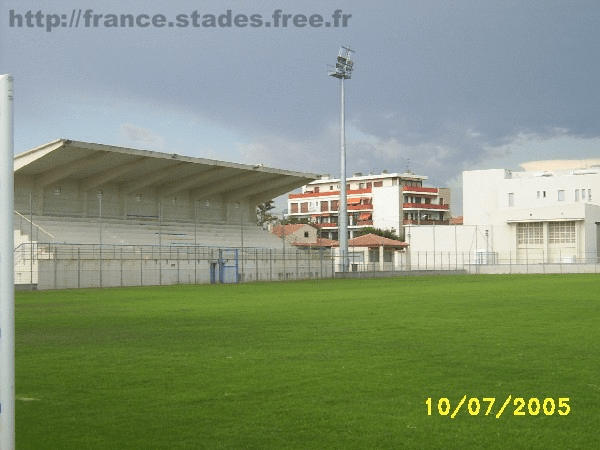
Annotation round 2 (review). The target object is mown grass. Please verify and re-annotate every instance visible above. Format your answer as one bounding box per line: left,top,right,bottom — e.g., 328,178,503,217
16,274,600,449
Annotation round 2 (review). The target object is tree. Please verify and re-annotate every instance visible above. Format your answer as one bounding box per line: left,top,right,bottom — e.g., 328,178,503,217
282,216,310,225
354,226,404,241
256,200,277,226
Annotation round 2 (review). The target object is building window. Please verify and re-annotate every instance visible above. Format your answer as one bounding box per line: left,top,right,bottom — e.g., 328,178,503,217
508,193,514,207
304,231,309,238
575,189,579,201
291,203,298,214
517,222,543,245
53,187,61,196
136,193,143,202
589,189,592,200
558,190,565,201
374,181,383,187
537,191,540,199
548,221,576,244
300,202,308,213
582,189,586,199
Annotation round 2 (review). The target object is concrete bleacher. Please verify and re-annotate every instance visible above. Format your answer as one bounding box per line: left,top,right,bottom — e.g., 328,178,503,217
14,229,43,285
23,216,286,249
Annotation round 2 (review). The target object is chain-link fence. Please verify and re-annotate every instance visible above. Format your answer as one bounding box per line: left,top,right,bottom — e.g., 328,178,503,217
14,242,336,289
405,250,600,274
16,243,600,290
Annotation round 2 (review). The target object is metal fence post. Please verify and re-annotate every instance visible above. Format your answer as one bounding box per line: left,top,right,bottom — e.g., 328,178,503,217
140,246,143,286
320,248,323,279
53,245,57,289
77,247,81,289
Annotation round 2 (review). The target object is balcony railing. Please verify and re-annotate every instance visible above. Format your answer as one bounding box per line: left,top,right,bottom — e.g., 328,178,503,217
403,219,450,226
403,203,449,210
289,187,372,199
315,220,375,228
401,186,438,194
347,204,373,211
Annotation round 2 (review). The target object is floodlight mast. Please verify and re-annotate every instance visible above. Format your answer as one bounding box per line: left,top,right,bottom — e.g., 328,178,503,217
0,73,15,450
328,47,354,272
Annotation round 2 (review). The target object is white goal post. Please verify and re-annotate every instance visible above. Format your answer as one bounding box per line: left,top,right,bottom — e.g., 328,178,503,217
0,73,15,450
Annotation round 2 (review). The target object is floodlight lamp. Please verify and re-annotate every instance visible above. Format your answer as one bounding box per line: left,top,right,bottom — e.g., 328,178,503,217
328,46,355,80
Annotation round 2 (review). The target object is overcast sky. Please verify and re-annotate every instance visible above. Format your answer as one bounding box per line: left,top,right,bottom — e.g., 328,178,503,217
2,0,600,214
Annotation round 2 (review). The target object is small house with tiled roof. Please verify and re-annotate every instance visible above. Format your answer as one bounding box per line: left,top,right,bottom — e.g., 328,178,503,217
333,233,408,271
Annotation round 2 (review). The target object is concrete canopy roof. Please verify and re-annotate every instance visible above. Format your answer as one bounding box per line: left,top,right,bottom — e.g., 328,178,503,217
14,139,318,203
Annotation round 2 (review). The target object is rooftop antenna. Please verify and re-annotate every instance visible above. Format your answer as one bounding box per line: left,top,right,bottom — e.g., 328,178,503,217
328,46,355,273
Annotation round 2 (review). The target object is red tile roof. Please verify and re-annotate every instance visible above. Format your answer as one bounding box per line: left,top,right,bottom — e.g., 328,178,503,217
271,224,308,238
333,233,408,248
293,237,338,248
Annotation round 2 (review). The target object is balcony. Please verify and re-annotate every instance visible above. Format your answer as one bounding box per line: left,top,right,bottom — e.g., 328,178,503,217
315,220,374,228
347,203,373,211
403,219,450,226
402,186,438,194
315,223,338,228
289,187,372,199
403,203,449,210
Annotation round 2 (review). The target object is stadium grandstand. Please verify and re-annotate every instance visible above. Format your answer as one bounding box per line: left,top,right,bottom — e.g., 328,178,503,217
13,139,333,289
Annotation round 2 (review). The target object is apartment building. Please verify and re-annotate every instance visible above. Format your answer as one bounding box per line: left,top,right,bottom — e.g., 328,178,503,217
287,171,451,240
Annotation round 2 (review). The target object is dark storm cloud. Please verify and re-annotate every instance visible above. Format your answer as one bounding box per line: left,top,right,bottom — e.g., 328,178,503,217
2,0,599,192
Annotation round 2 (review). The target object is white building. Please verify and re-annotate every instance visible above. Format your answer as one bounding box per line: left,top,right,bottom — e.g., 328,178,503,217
287,171,451,240
408,160,600,267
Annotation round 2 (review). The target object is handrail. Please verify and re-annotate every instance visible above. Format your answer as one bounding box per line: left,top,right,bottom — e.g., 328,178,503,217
13,211,55,242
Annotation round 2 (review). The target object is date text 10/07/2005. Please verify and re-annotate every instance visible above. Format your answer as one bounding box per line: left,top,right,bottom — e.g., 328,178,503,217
425,396,570,418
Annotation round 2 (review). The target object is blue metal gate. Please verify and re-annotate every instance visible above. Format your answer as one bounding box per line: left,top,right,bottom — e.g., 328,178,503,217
210,249,239,284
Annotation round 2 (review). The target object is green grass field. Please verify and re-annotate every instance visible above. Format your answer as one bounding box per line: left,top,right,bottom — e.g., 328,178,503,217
16,274,600,449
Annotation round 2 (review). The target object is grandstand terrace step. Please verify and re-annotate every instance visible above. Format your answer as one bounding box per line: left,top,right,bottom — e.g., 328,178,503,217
21,215,284,249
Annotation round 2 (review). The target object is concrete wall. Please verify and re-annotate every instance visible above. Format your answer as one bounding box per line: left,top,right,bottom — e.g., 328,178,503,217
36,247,335,290
463,169,508,225
372,185,401,232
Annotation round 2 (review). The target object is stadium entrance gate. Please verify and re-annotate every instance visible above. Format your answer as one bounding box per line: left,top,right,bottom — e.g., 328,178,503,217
210,249,239,284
